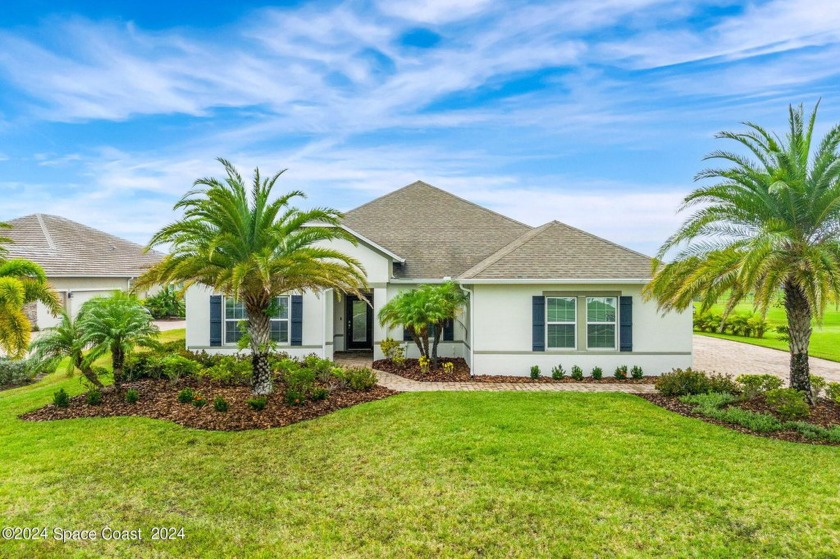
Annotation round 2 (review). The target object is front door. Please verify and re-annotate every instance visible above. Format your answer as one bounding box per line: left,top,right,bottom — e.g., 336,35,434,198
346,295,373,350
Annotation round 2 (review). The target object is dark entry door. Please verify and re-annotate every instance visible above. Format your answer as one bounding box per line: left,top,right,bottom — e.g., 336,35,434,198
346,295,373,350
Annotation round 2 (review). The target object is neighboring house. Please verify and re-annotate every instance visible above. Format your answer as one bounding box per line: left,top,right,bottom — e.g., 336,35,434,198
185,181,692,375
4,214,162,329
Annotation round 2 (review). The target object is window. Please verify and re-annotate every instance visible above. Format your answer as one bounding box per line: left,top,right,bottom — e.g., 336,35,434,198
546,297,576,349
225,296,290,344
586,297,617,349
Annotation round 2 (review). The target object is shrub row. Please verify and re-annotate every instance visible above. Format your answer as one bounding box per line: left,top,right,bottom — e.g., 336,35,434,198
0,357,43,387
530,364,645,380
693,311,769,338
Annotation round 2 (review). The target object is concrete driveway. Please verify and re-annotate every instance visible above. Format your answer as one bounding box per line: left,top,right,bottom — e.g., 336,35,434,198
693,334,840,384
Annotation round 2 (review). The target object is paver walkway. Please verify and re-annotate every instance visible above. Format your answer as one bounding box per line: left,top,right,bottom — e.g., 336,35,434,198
693,335,840,383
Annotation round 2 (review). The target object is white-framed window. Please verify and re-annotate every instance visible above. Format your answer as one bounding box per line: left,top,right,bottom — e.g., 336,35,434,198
546,296,576,349
586,296,617,350
225,296,290,345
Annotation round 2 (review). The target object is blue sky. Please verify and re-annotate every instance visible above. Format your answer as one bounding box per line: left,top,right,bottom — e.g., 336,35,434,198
1,0,840,255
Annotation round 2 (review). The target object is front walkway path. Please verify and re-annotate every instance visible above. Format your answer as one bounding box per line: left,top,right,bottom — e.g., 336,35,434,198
693,335,840,383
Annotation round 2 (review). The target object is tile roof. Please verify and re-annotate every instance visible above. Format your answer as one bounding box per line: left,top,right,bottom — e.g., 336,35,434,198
342,181,532,279
3,214,162,278
459,221,653,280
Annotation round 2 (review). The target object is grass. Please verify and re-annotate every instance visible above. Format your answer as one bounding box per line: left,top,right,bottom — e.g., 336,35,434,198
1,372,839,557
694,302,840,362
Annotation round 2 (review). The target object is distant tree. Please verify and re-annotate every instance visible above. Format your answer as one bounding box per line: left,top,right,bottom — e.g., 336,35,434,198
646,103,840,403
0,257,61,358
135,159,367,395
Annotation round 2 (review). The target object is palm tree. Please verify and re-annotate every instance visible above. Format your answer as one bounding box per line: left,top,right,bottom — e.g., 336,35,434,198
0,259,61,358
30,311,103,389
379,281,467,367
645,102,840,403
135,159,367,395
78,292,159,391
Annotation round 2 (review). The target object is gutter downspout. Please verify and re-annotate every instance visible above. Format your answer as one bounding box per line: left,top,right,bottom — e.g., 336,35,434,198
459,283,474,374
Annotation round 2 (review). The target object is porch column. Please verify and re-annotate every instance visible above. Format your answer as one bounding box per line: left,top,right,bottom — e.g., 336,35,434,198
372,287,387,360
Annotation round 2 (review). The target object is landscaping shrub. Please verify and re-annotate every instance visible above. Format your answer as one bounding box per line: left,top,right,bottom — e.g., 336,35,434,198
591,366,603,380
125,389,139,404
311,387,329,401
706,373,739,395
177,388,195,404
810,376,826,400
192,394,207,408
142,285,185,319
286,367,316,397
418,356,430,374
284,389,306,406
736,374,783,398
123,354,162,381
53,388,70,408
247,396,267,411
443,362,454,375
380,338,405,365
784,422,840,443
570,366,583,381
0,357,41,387
614,365,628,380
530,365,541,379
680,392,737,413
199,356,252,386
631,365,643,379
655,368,711,397
86,389,103,406
551,365,565,379
706,407,783,433
765,388,809,421
304,355,333,381
159,354,202,382
213,396,228,412
826,382,840,403
344,367,377,391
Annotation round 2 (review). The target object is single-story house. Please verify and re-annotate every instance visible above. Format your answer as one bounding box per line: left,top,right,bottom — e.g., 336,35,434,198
4,214,162,329
184,181,692,375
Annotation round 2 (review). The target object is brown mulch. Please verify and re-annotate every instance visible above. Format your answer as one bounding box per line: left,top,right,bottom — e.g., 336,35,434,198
639,393,840,446
373,358,657,383
19,379,398,431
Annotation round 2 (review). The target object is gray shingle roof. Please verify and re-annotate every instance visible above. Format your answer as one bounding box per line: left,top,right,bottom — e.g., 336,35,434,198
459,221,653,280
342,181,532,279
4,214,162,278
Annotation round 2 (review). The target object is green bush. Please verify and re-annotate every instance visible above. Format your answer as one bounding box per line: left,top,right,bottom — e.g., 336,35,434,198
142,285,185,319
655,368,712,397
311,387,329,401
159,354,202,382
810,376,826,400
213,396,228,412
783,421,840,443
344,367,377,391
192,394,207,408
0,357,41,387
285,388,306,406
125,389,139,404
706,373,739,395
826,382,840,403
380,338,405,365
86,389,103,405
530,365,541,380
614,365,628,380
53,388,70,408
286,367,316,396
680,391,737,413
551,365,565,380
199,356,252,386
177,388,194,404
706,407,783,433
630,365,643,379
591,366,603,380
570,366,583,381
765,388,809,421
123,354,162,381
304,354,334,381
247,396,267,411
736,374,783,398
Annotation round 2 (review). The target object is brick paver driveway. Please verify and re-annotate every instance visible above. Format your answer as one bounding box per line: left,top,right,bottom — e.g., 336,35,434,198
693,334,840,383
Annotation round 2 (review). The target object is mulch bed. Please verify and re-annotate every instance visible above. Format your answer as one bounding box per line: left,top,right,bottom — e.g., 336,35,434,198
640,393,840,446
373,358,657,383
19,379,398,431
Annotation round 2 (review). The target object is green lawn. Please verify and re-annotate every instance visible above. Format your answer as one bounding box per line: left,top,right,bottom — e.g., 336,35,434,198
1,373,839,558
694,302,840,362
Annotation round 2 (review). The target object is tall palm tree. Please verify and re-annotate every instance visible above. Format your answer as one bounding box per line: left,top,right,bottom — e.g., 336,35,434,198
645,102,840,403
78,292,159,391
30,311,103,388
135,159,367,395
0,259,61,358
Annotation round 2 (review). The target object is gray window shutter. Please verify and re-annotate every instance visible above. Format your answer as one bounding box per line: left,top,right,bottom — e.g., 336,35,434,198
291,295,303,346
443,319,454,342
209,295,222,347
620,296,633,352
532,296,545,352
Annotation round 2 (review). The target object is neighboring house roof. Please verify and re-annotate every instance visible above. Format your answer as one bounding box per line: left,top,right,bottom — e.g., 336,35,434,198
342,181,532,279
459,221,653,281
3,214,162,278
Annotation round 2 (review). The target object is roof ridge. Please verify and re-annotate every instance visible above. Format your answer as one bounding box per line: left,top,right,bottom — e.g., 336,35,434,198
459,222,553,279
345,180,532,229
35,213,56,250
549,219,653,260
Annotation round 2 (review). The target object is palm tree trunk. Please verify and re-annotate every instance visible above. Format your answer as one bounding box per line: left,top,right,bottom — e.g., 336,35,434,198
75,355,103,389
112,345,125,392
784,280,813,404
247,304,273,395
409,328,425,358
431,324,442,368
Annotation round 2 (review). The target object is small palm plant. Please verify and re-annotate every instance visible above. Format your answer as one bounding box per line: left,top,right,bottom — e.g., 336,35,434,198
78,292,159,392
646,102,840,403
30,311,103,389
135,159,367,395
0,258,61,357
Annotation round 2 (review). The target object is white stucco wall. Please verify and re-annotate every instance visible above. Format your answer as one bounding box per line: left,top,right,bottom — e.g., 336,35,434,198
36,277,135,329
468,283,692,376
